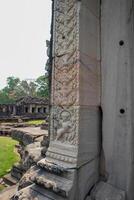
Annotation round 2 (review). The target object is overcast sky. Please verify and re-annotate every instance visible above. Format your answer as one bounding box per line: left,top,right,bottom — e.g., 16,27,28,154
0,0,51,88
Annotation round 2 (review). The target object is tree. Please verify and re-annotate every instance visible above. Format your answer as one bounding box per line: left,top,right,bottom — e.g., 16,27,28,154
15,80,37,98
0,91,13,104
36,75,49,98
0,77,20,103
6,77,20,91
0,75,49,104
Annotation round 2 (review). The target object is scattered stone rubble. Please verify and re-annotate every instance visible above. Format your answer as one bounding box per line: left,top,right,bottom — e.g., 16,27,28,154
11,127,47,146
0,123,49,200
10,127,49,182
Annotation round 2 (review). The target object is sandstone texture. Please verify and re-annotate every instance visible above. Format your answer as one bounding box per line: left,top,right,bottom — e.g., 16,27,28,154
1,0,133,199
11,127,47,145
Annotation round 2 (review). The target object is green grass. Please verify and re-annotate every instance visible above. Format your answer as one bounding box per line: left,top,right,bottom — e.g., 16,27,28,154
26,119,45,125
0,137,20,177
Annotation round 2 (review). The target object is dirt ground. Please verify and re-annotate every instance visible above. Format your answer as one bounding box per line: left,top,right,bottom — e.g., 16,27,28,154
0,185,17,200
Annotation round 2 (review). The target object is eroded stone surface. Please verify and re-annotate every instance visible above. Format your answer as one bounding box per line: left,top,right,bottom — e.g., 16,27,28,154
90,182,125,200
11,127,48,145
5,0,134,199
12,185,65,200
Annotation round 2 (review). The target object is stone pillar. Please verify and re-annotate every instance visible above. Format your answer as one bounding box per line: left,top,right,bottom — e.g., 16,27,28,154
93,0,134,199
41,107,44,114
37,0,101,199
35,106,39,114
13,105,16,115
29,105,33,113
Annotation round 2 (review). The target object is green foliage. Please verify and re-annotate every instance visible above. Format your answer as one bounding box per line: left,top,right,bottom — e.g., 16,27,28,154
0,75,49,104
0,137,20,177
6,77,20,92
0,76,20,104
36,75,49,98
15,80,38,98
0,91,13,104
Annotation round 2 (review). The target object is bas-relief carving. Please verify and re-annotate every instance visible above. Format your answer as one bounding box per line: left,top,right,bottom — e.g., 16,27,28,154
53,63,79,106
46,151,77,164
50,0,80,147
56,110,72,141
54,0,78,56
50,107,79,145
51,0,79,106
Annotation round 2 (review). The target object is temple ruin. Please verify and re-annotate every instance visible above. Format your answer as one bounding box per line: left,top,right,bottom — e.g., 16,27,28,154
0,96,48,120
0,0,134,199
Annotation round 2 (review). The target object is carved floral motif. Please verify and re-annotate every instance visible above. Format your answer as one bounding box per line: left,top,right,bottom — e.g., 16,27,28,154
51,0,79,106
50,0,80,146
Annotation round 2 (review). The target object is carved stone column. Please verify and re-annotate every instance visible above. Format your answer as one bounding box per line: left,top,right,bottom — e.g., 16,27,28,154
37,0,101,199
29,105,33,113
13,105,16,115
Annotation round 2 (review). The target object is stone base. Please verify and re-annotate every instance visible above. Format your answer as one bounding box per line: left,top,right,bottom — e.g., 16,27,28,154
12,184,66,200
90,182,126,200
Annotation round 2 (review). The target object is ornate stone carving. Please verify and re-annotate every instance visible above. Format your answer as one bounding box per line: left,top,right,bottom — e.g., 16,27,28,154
51,0,79,106
54,0,78,56
50,106,79,145
46,151,77,164
53,63,79,106
50,0,80,147
45,40,51,74
38,159,66,175
32,176,57,191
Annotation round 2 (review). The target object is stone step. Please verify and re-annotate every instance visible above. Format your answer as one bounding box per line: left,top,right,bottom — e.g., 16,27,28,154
31,169,73,198
12,184,65,200
3,173,18,186
11,165,24,180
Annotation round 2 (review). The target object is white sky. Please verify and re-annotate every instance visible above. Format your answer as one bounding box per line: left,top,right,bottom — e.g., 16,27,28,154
0,0,51,88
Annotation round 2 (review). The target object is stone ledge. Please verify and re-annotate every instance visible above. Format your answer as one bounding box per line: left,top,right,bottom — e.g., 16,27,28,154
11,184,65,200
11,127,48,145
37,158,68,175
31,169,73,198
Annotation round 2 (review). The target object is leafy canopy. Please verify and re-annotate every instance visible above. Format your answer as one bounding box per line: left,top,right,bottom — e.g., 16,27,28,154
0,75,49,104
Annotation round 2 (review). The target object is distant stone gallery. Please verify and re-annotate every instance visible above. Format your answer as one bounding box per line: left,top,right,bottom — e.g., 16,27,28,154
0,96,48,120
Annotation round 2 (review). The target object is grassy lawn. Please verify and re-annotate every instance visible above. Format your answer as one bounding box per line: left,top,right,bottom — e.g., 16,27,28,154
26,119,45,126
0,137,20,177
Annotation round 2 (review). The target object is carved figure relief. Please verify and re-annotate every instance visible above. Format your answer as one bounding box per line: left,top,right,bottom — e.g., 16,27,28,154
50,106,78,145
56,110,72,140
